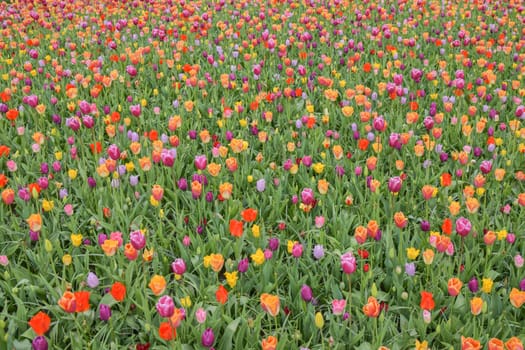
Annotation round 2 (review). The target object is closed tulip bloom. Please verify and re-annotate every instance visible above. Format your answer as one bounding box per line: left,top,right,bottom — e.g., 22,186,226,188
201,328,215,348
156,295,175,318
388,176,402,193
99,304,111,321
292,243,303,258
129,230,146,250
455,217,472,237
341,252,357,274
171,258,187,275
470,297,483,315
195,308,207,324
32,336,48,350
468,278,479,293
363,296,380,317
300,284,313,302
86,272,99,288
448,278,463,296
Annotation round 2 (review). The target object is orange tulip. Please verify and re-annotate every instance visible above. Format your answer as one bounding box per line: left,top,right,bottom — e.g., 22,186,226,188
26,213,42,232
28,311,51,335
421,185,435,200
420,291,435,310
159,322,177,340
6,109,18,121
216,285,228,304
148,275,167,296
260,293,280,317
505,337,524,350
470,297,483,315
362,296,380,318
74,291,90,312
261,336,278,350
393,212,408,229
241,208,258,222
488,338,504,350
209,253,224,273
447,278,463,296
509,288,525,308
354,225,368,244
462,336,481,350
229,219,244,237
58,291,76,313
101,239,119,256
442,218,453,235
110,282,126,302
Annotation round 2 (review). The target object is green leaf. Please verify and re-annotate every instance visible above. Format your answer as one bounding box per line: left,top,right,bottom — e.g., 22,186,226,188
218,317,241,349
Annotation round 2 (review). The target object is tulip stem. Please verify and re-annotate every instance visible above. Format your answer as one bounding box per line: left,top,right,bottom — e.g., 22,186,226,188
347,274,352,327
458,237,464,274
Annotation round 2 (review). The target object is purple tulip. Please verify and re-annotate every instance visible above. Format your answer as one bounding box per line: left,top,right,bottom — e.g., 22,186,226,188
300,284,313,302
468,277,479,293
156,295,175,318
455,217,472,237
312,244,325,260
301,188,315,206
86,272,99,288
237,258,249,273
161,149,176,167
99,304,111,321
130,104,141,117
177,178,188,190
32,336,48,350
78,100,91,114
66,117,80,131
201,328,215,348
171,258,186,275
292,243,303,258
129,230,146,250
388,176,402,193
405,262,416,276
479,160,492,174
87,177,97,188
107,144,120,160
341,252,356,274
194,155,207,170
29,230,40,241
256,179,266,192
420,220,430,232
372,116,386,132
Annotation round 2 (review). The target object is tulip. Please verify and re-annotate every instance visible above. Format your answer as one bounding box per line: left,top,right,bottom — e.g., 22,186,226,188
201,328,215,348
341,252,357,274
300,284,313,302
86,272,99,288
455,217,472,237
32,336,48,350
171,258,186,275
195,308,207,324
156,296,175,318
388,176,402,193
129,230,146,250
99,304,111,321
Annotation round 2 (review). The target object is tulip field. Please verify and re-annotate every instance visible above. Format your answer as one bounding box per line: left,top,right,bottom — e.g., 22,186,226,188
1,0,525,349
